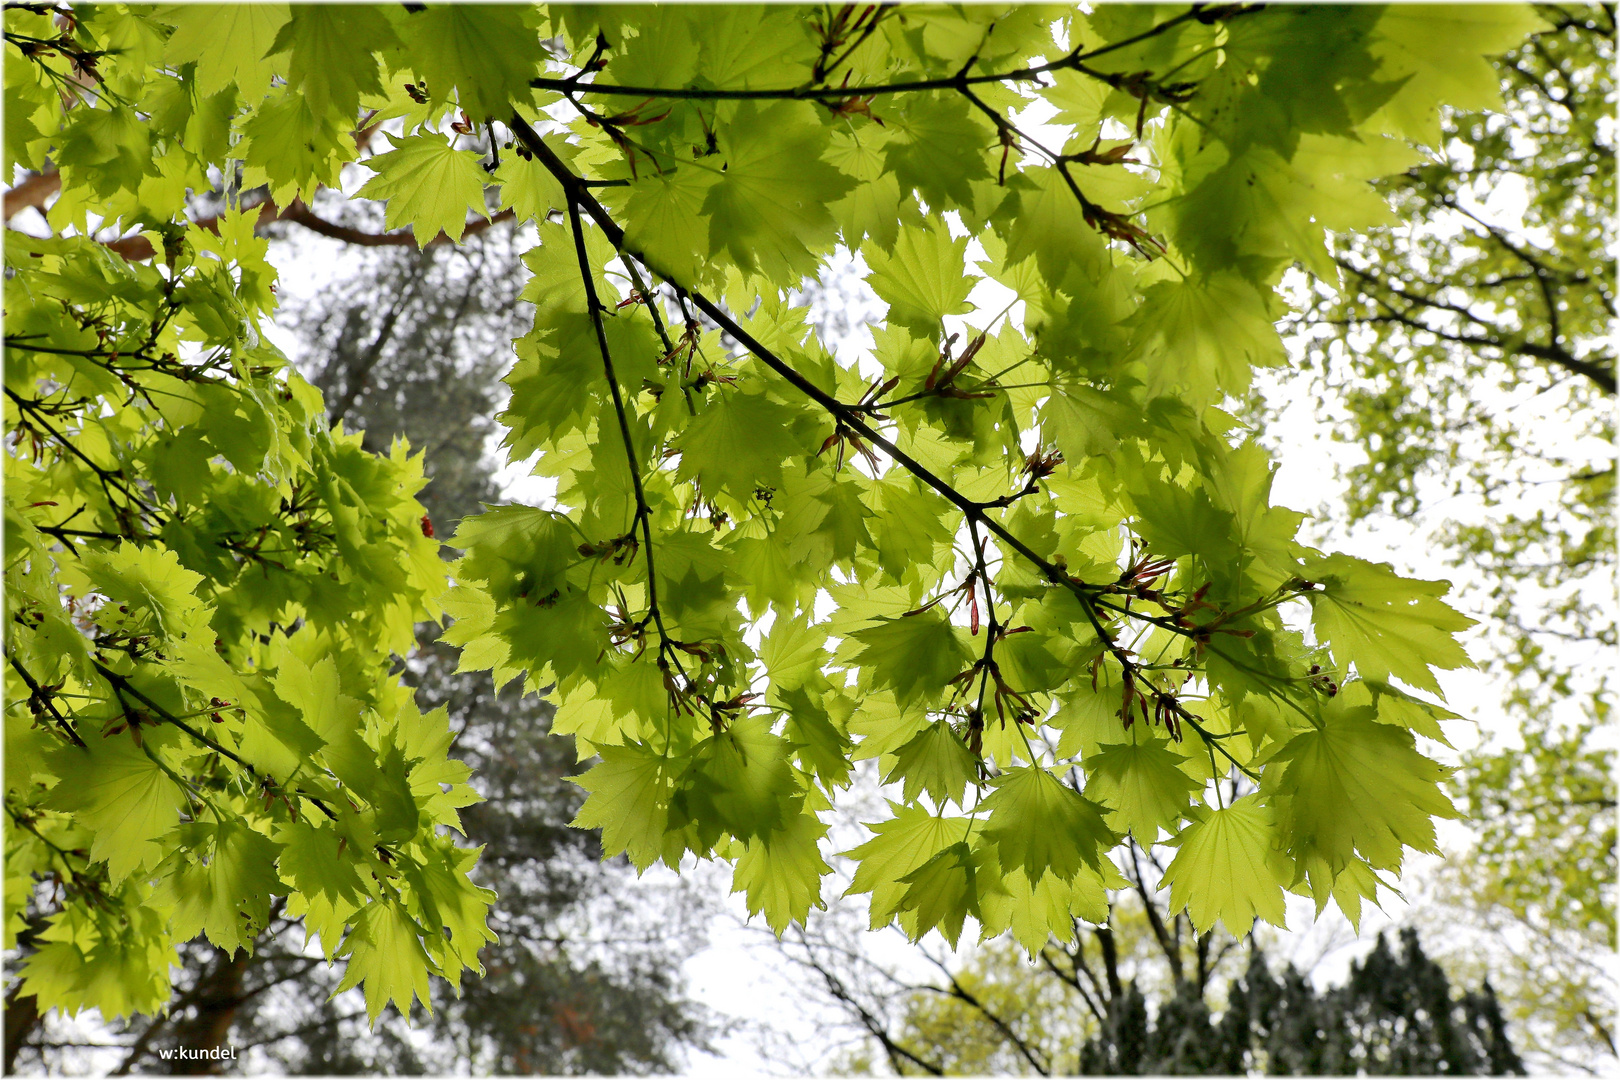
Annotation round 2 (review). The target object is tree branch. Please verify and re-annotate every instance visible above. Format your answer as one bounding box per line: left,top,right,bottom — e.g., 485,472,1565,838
927,972,1051,1075
7,655,86,747
1128,842,1184,984
3,169,59,218
508,109,1272,776
529,5,1260,103
562,193,686,694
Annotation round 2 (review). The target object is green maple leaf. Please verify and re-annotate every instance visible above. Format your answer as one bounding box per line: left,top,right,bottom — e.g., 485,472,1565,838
403,842,497,978
1000,166,1109,284
979,862,1122,955
1165,139,1328,281
690,7,815,88
1371,7,1548,145
1054,676,1128,759
1306,553,1476,695
451,505,577,605
496,136,573,223
849,610,971,707
399,5,546,121
674,389,802,501
760,615,830,691
1041,69,1108,143
732,807,831,934
278,820,369,911
17,905,175,1022
491,591,608,687
884,720,979,807
1357,679,1458,746
844,803,971,927
239,90,352,211
1161,795,1290,938
1083,739,1201,839
163,4,288,101
884,92,991,212
355,134,490,247
828,135,903,251
864,221,976,334
73,542,206,639
618,165,718,286
569,741,685,872
779,685,853,790
1041,382,1129,460
654,531,736,638
979,766,1115,883
702,100,854,283
266,5,397,119
158,821,284,955
45,731,185,886
1128,477,1242,571
1130,273,1286,407
1267,699,1458,872
335,900,435,1025
897,841,979,946
272,651,385,801
606,7,699,86
868,476,954,584
673,716,798,843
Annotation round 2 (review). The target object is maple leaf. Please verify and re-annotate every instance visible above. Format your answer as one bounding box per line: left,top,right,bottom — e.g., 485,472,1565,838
1306,553,1476,696
733,808,832,934
702,100,855,283
672,716,798,844
864,221,976,334
844,804,972,928
45,731,186,886
355,134,490,247
569,742,685,873
162,4,288,101
266,5,396,120
157,822,284,955
398,5,546,121
1083,739,1201,840
1266,699,1459,872
334,901,436,1026
1161,796,1291,938
885,720,980,807
979,766,1116,883
849,610,971,708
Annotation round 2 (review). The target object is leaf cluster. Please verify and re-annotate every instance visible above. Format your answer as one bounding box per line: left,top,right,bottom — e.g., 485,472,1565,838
1,2,1540,1023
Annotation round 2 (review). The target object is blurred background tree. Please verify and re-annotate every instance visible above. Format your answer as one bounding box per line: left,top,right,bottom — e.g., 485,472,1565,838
4,221,720,1075
782,883,1520,1076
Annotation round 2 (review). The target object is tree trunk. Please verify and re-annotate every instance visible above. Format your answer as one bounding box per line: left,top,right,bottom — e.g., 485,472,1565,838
166,949,248,1075
4,982,41,1074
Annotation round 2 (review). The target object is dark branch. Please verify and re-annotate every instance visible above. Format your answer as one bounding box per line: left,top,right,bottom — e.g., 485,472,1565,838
508,109,1274,776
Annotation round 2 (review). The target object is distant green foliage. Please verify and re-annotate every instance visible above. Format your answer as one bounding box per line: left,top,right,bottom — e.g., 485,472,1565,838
3,3,1539,1024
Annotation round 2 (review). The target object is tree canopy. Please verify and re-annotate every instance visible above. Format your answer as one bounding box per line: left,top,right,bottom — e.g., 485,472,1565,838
4,228,718,1074
3,4,1542,1027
